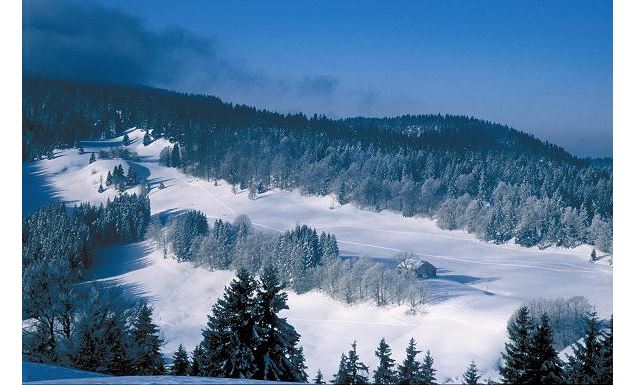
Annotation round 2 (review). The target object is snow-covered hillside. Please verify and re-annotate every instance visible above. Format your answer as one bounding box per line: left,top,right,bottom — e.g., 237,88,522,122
22,128,613,382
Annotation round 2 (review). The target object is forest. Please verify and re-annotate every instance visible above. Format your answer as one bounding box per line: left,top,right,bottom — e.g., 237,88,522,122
23,76,612,251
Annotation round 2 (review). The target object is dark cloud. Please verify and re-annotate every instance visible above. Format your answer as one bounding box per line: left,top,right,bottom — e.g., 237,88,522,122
21,0,405,120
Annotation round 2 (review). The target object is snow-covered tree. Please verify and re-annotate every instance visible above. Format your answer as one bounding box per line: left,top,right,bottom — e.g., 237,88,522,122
130,303,164,375
499,306,533,384
397,338,423,385
462,361,480,385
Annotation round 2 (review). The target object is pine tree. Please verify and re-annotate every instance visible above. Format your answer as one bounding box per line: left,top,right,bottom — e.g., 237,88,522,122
170,344,190,376
462,361,480,385
565,311,603,384
106,171,113,186
527,314,563,384
127,167,139,186
130,303,164,375
123,133,130,146
254,266,305,381
342,341,369,384
397,338,423,385
373,338,397,385
499,306,533,384
590,248,597,262
89,153,96,164
420,350,436,385
143,131,152,146
171,143,181,168
189,344,205,376
333,354,350,384
199,268,259,378
597,316,613,384
314,369,326,384
78,147,85,154
98,184,104,193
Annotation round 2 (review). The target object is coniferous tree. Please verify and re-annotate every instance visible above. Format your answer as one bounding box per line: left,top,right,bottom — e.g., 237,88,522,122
199,268,259,378
170,344,190,376
314,369,326,384
597,316,613,384
397,338,423,385
122,133,130,145
343,341,369,384
143,131,152,146
527,314,563,384
106,171,113,186
462,361,480,385
189,344,205,376
254,266,306,381
420,350,436,385
499,306,533,384
78,147,85,154
333,354,350,384
130,303,164,375
98,184,104,193
171,143,181,168
590,248,597,262
565,311,603,384
89,153,96,164
373,338,397,385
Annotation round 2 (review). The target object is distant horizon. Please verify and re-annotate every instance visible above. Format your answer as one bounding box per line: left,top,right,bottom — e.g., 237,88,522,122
23,0,612,157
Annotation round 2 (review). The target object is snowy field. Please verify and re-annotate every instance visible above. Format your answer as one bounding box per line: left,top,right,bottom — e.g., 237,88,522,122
23,129,613,383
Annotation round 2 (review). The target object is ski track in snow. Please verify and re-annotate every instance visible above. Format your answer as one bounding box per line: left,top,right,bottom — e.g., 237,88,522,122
22,128,613,382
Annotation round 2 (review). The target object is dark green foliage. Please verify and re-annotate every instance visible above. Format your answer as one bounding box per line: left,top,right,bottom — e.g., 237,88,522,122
565,311,605,384
170,344,190,376
499,306,533,384
332,341,369,384
171,142,181,168
143,131,152,146
171,210,209,262
397,338,423,385
198,268,307,381
527,314,564,384
189,344,205,376
596,316,613,384
420,350,436,384
462,361,480,385
199,268,259,378
23,77,612,250
314,369,326,384
373,338,397,385
130,303,164,375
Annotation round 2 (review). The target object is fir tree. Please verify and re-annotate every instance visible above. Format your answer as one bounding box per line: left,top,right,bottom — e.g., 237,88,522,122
565,311,603,384
597,316,613,384
130,303,164,375
171,143,181,168
143,131,152,146
127,167,139,186
590,248,597,262
199,268,259,378
78,147,85,154
373,338,397,385
499,306,533,384
397,338,423,385
462,361,480,385
89,153,96,164
333,354,350,384
527,314,563,384
106,171,113,186
420,350,436,385
122,133,130,146
189,344,205,376
170,344,190,376
314,369,326,384
98,184,104,193
254,266,306,381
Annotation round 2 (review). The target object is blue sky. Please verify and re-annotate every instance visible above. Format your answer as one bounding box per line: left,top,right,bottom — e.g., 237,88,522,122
24,0,612,157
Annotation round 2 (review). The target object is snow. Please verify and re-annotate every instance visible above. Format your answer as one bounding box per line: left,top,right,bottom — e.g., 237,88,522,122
23,362,294,384
22,128,613,383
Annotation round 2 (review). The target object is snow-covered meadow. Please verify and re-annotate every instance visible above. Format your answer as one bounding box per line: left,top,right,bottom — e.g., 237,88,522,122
23,129,612,382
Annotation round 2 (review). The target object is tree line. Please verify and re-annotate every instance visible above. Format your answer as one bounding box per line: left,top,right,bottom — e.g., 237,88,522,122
149,211,429,309
23,76,612,251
